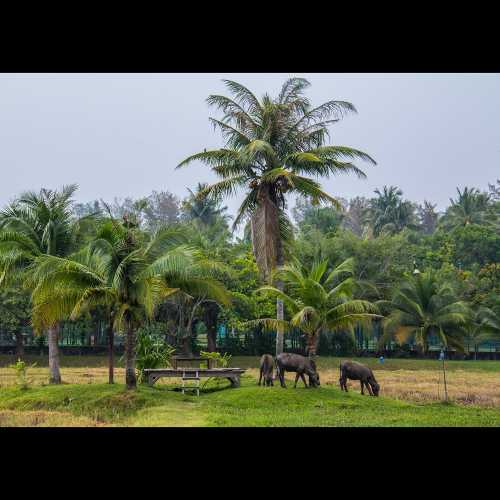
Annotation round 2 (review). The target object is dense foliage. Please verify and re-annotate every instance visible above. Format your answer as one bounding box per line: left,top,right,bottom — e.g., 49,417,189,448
1,178,498,360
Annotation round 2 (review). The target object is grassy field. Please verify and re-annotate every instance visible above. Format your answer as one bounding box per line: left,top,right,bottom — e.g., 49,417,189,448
1,354,500,427
2,355,500,406
1,377,499,427
0,356,500,427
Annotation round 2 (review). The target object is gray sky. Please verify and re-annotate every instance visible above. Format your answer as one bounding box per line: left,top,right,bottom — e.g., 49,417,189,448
0,73,498,219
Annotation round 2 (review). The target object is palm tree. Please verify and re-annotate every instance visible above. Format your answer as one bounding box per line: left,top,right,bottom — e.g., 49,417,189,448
252,258,379,357
417,200,439,234
27,219,229,389
488,179,500,201
464,307,493,360
154,244,231,356
0,184,88,384
342,196,371,236
368,186,417,236
182,182,231,227
480,295,500,339
378,271,470,353
440,187,491,229
177,227,234,353
178,78,376,355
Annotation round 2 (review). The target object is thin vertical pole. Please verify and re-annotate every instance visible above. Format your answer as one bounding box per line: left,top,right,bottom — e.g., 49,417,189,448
442,355,448,402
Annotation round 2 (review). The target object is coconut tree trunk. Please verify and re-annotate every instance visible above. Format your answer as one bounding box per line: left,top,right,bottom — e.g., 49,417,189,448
125,321,137,390
180,301,201,356
250,186,285,357
207,329,217,352
276,297,284,356
306,331,320,358
203,301,219,353
48,323,61,384
107,319,114,384
15,331,24,359
275,235,285,357
180,332,193,357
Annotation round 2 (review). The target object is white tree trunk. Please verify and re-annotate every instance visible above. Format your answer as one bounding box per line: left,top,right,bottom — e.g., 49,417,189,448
276,297,284,356
48,323,61,384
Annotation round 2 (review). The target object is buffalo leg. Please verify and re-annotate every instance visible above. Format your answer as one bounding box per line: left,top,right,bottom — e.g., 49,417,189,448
278,367,287,388
300,373,308,388
294,373,300,388
366,382,374,396
258,369,262,386
360,381,365,395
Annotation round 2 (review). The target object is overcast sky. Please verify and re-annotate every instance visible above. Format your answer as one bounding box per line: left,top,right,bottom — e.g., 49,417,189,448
0,73,498,219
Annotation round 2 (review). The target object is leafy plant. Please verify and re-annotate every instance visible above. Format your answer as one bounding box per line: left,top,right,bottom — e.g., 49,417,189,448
200,350,232,368
200,351,232,389
134,330,176,383
8,358,37,390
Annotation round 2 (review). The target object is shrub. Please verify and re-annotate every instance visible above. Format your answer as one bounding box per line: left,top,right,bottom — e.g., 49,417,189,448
200,351,232,368
8,358,37,390
200,351,232,389
134,330,176,383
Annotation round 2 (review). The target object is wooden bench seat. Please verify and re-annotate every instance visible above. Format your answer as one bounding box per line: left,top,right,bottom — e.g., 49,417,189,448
143,368,246,388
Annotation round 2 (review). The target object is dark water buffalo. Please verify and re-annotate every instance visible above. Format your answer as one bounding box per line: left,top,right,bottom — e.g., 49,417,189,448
339,360,380,396
258,354,275,386
276,353,320,389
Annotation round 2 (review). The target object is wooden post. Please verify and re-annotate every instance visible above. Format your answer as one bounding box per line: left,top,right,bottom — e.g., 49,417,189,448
441,349,448,402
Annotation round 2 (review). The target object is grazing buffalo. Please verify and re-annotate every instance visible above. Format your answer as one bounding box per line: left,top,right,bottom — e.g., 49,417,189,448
258,354,275,387
339,360,380,396
276,353,320,389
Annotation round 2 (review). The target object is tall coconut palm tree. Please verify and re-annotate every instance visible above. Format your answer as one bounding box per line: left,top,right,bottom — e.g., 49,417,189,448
0,184,89,383
440,187,492,229
27,220,229,389
178,78,376,355
368,186,417,236
378,271,470,353
252,258,379,357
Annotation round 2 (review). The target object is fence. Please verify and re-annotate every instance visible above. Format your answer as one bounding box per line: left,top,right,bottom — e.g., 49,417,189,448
1,322,500,359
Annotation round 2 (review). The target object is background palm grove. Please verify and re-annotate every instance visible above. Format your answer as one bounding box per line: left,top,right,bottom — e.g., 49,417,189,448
0,78,499,391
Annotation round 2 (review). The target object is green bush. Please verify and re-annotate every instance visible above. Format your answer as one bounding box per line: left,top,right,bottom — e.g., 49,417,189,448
135,330,176,383
200,351,232,368
200,351,232,389
8,358,37,390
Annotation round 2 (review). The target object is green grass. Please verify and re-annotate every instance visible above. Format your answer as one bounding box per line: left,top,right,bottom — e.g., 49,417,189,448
1,375,499,427
2,354,500,372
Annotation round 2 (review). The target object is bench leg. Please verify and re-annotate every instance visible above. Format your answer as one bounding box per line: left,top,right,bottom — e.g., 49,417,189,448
228,376,240,388
148,375,160,386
